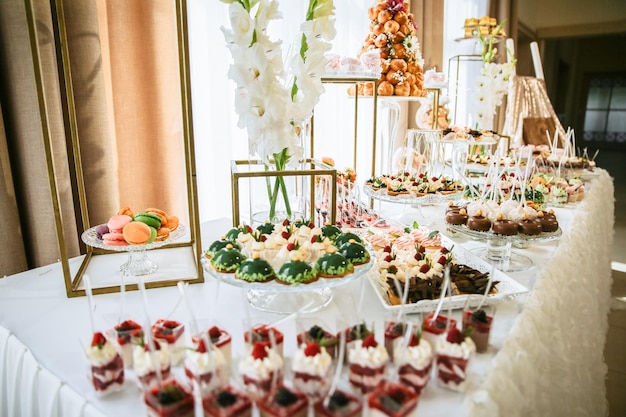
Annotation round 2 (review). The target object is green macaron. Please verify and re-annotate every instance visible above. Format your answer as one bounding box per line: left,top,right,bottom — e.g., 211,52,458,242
133,212,162,229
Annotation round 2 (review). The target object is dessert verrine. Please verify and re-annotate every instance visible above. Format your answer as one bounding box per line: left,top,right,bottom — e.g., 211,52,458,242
347,334,389,394
111,319,143,368
291,341,333,399
435,326,475,392
133,339,172,391
86,332,124,395
193,325,233,366
421,312,457,349
202,386,253,417
238,342,283,400
394,328,433,394
257,385,308,417
367,381,419,417
152,319,185,366
144,378,194,417
297,324,338,359
243,324,284,358
184,338,228,398
313,390,362,417
462,306,494,353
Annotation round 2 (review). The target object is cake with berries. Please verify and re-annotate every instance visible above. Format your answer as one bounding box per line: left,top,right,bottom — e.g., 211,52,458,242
435,326,475,391
111,319,143,368
184,338,228,398
297,325,338,359
347,334,389,394
291,342,333,400
462,308,493,353
202,386,253,417
152,319,185,366
357,0,426,97
394,329,433,394
85,332,125,395
133,339,172,391
421,312,457,349
239,342,284,400
144,379,194,417
257,385,309,417
243,324,284,358
367,381,419,417
313,390,363,417
194,326,233,366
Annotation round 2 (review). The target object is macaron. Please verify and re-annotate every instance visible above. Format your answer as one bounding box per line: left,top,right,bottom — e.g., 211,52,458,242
102,232,127,246
155,227,170,242
133,212,162,229
107,215,132,233
95,224,109,240
117,206,134,217
122,221,153,245
164,215,179,231
145,208,168,225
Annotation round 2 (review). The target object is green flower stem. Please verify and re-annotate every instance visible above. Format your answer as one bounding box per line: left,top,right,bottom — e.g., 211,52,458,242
268,148,292,219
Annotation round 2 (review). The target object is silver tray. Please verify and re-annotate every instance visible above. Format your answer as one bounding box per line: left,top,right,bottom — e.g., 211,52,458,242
367,235,529,313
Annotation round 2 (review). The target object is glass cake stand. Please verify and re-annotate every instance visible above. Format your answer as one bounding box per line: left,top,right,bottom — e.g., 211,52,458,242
446,224,562,272
81,224,185,276
201,252,375,314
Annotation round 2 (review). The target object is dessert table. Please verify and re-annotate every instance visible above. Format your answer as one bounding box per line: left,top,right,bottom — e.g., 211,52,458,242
0,170,614,417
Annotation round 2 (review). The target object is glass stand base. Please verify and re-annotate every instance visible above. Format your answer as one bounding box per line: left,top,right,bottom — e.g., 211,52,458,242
246,288,333,314
119,250,158,276
470,247,533,272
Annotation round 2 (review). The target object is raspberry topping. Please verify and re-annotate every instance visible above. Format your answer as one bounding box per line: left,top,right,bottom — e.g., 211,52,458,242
446,327,465,344
281,231,290,240
383,245,392,253
251,342,268,360
384,254,392,262
91,332,106,348
208,326,222,340
286,243,296,251
419,263,430,273
197,339,208,353
362,334,378,348
303,342,321,357
282,219,290,226
438,255,447,265
440,247,449,254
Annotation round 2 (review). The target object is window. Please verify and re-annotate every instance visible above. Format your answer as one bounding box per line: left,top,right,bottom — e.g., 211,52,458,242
583,73,626,143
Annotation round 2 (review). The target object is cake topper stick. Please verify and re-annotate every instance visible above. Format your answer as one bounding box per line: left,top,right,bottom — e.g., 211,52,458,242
432,264,451,323
477,264,496,311
118,271,125,325
138,277,162,385
83,274,96,334
323,330,346,409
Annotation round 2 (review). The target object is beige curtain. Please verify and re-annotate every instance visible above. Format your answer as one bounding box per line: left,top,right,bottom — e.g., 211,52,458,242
0,0,189,277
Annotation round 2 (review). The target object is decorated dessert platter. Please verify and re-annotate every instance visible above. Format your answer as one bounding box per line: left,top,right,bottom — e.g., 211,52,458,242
363,172,464,205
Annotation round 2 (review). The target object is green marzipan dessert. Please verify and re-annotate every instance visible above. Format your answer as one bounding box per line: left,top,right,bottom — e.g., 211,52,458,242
338,241,370,265
334,232,363,247
235,258,275,282
321,224,342,240
316,253,354,278
210,246,246,272
276,260,318,284
205,239,239,258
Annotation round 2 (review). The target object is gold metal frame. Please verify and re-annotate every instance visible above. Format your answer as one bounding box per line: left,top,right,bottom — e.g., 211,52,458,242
26,0,203,297
230,158,337,227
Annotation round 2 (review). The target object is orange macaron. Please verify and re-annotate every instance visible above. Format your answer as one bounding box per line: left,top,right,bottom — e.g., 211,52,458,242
117,206,134,218
145,208,168,225
155,227,171,241
164,215,179,231
122,221,155,245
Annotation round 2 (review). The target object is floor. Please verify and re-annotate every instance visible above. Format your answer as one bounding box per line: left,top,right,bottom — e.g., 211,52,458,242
597,150,626,417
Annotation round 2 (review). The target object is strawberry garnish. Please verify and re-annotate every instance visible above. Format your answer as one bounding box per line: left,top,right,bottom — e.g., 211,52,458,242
438,255,447,265
246,225,253,233
281,231,290,240
282,219,290,226
419,263,430,273
91,332,106,349
384,254,392,262
286,243,296,251
303,342,321,357
309,222,315,228
440,247,449,254
362,334,378,348
144,339,161,352
197,339,208,353
446,327,465,344
260,235,267,242
208,326,222,341
251,342,268,360
383,245,392,253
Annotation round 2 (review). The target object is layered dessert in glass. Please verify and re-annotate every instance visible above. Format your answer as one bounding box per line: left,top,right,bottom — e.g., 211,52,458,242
243,324,284,358
143,378,194,417
133,339,172,391
202,385,253,417
152,319,185,366
193,325,233,366
313,390,362,417
296,324,338,359
462,306,494,353
184,338,228,398
394,330,433,394
421,312,456,349
347,334,389,394
367,381,419,417
291,341,333,399
110,319,143,368
85,332,124,395
435,326,475,391
257,385,308,417
238,342,283,400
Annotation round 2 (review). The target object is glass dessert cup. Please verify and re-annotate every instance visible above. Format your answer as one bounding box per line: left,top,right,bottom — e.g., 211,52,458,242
202,386,253,417
367,381,419,417
291,344,334,400
434,326,475,392
184,345,229,399
394,336,434,394
133,340,172,391
143,378,194,417
313,390,363,417
347,335,389,395
257,385,309,417
152,319,185,366
108,319,144,368
192,324,233,367
243,323,284,358
85,332,125,396
462,295,495,353
421,312,457,348
295,318,338,360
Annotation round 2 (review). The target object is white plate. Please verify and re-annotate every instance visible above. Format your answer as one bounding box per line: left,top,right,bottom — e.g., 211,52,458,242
367,235,529,313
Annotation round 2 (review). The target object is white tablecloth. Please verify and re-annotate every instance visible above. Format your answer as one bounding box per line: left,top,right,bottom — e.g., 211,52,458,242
0,170,614,417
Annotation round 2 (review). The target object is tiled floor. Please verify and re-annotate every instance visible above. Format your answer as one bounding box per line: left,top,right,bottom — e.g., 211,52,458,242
598,149,626,416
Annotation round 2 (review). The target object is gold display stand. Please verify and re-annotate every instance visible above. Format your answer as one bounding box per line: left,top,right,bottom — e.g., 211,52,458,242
230,158,338,227
27,0,203,297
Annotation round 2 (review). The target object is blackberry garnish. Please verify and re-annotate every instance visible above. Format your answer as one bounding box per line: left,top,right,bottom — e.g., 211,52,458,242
274,387,298,406
216,391,237,407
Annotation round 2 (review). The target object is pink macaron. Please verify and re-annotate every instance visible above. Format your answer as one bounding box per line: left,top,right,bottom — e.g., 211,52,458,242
102,232,128,246
107,215,132,233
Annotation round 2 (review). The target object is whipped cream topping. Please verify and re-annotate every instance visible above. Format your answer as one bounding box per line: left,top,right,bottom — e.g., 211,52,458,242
292,346,332,377
238,347,283,380
436,337,475,359
348,339,389,368
86,340,119,366
394,338,433,370
185,348,226,376
133,343,170,376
